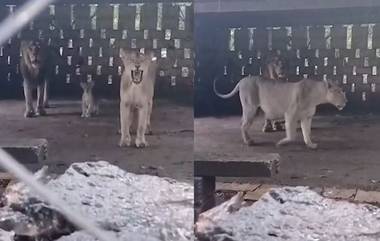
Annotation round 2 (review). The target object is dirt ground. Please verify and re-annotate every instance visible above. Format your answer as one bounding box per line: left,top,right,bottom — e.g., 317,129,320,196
195,114,380,191
0,99,193,182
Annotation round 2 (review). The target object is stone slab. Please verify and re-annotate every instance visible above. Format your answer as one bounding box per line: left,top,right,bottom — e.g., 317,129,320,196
0,138,47,165
195,153,280,177
355,190,380,204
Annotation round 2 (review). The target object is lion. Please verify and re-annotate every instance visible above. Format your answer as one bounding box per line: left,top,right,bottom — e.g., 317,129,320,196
80,81,99,118
119,49,158,148
262,52,286,80
75,56,99,118
20,40,50,118
261,52,287,132
214,77,347,149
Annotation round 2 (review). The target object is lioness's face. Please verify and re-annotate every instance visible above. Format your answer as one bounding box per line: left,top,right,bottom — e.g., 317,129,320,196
326,82,347,110
120,49,156,84
21,40,44,68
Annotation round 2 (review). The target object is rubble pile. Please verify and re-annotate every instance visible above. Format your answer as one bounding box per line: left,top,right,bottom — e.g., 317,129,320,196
196,186,380,241
0,161,194,241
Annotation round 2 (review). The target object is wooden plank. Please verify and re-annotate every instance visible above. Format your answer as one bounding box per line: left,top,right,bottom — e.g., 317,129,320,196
244,184,279,201
194,153,280,177
216,182,261,192
323,187,357,200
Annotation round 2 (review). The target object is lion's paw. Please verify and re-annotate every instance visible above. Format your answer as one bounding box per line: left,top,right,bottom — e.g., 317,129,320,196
135,139,149,148
119,138,132,147
36,109,46,116
276,139,291,147
244,139,255,146
306,143,318,149
24,110,35,118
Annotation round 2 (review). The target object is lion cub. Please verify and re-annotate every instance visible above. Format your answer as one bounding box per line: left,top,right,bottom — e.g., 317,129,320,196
119,49,158,148
80,81,99,118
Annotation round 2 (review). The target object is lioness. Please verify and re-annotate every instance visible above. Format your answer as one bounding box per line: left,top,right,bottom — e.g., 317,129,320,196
119,49,158,148
261,53,287,132
214,77,347,149
20,40,50,118
80,81,99,118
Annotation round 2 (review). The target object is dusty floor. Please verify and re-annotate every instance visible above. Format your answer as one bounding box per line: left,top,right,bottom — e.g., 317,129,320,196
0,99,193,182
195,114,380,191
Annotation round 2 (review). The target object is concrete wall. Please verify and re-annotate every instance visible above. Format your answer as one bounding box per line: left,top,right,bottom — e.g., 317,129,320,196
194,0,380,13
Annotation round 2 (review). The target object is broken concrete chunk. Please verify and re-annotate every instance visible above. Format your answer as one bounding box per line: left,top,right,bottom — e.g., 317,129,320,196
196,186,380,241
0,229,13,241
0,138,48,165
3,165,49,206
0,207,33,234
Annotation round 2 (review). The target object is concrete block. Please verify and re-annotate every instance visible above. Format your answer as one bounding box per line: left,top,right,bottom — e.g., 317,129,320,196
355,190,380,204
0,138,47,165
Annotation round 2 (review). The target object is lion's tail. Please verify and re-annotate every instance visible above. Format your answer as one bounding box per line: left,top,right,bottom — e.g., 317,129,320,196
213,77,240,99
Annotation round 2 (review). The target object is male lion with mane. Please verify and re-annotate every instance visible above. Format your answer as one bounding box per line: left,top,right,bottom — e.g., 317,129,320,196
214,76,347,149
119,49,158,148
20,40,50,118
261,52,287,132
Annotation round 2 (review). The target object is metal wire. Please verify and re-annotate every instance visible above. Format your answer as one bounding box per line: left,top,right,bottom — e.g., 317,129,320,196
0,1,118,240
0,0,54,45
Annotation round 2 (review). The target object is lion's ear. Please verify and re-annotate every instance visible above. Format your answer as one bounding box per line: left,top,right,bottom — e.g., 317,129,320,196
145,50,156,62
